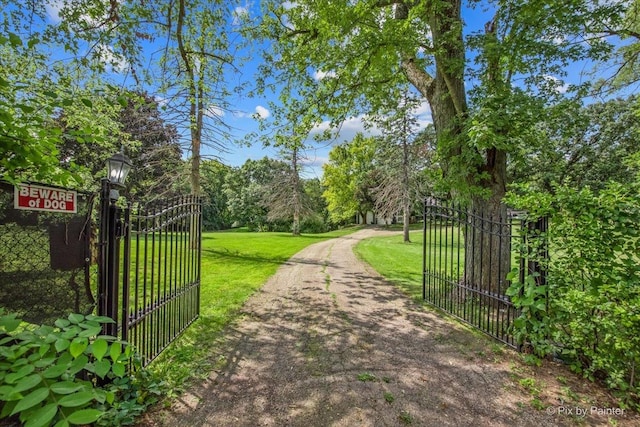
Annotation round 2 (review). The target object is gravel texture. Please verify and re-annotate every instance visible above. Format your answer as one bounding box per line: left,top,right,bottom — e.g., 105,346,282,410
145,228,637,427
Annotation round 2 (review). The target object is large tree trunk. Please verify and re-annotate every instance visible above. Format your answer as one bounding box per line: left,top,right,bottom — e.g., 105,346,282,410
402,1,510,294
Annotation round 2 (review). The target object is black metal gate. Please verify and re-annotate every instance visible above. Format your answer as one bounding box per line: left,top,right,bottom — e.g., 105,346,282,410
422,199,546,348
98,185,202,367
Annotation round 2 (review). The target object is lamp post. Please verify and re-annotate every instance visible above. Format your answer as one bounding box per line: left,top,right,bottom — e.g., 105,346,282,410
98,150,133,337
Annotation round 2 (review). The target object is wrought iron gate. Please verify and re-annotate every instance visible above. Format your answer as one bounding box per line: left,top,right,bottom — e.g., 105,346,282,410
98,186,202,366
422,199,546,348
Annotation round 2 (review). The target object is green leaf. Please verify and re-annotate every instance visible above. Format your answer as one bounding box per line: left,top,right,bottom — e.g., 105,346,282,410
57,391,95,408
1,400,17,418
80,98,93,108
55,338,70,353
110,343,122,362
93,359,111,379
91,339,108,361
8,32,22,47
85,315,115,324
14,374,42,394
78,325,102,338
54,420,70,427
69,337,88,358
10,387,49,416
67,314,84,324
49,381,85,395
5,364,35,384
54,319,71,328
67,355,88,376
111,361,125,377
0,314,21,332
25,403,57,427
66,408,103,425
42,364,68,379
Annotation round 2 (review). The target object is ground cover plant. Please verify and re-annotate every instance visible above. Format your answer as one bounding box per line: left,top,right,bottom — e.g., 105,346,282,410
147,227,361,393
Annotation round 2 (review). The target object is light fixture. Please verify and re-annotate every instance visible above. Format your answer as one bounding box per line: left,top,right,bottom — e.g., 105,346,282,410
106,151,133,188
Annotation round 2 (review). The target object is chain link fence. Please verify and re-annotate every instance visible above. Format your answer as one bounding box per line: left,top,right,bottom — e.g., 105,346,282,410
0,181,97,325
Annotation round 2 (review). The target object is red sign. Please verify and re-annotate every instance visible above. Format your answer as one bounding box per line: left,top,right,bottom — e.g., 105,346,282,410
14,184,78,213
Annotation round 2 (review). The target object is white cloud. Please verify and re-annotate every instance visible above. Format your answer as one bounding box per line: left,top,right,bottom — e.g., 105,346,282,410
96,44,129,72
233,6,249,25
255,105,270,119
310,114,382,143
544,75,569,94
313,70,337,80
46,1,63,23
206,105,226,118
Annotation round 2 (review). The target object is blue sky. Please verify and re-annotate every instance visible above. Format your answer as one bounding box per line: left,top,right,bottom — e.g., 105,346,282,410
41,1,623,179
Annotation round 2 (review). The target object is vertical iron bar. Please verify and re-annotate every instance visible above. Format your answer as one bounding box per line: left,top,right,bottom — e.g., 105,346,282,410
121,205,131,341
422,199,427,300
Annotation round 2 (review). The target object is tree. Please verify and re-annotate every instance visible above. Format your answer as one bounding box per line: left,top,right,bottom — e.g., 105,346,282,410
371,94,432,242
252,0,623,294
223,158,291,231
511,96,640,194
322,134,378,224
200,160,233,230
151,0,243,196
264,143,312,235
119,93,184,201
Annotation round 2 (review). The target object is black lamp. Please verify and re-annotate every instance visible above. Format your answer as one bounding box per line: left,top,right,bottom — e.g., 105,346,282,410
106,151,133,188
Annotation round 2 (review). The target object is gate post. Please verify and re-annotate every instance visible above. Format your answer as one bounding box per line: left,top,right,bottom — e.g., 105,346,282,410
98,178,119,337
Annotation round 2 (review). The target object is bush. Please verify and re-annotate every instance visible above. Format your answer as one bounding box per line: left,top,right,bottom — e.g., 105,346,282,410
507,183,640,408
299,215,328,234
0,310,163,426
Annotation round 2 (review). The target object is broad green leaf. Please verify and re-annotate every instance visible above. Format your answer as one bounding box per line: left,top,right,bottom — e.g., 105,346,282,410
80,98,93,108
67,355,88,376
10,387,49,415
57,391,94,407
42,364,68,379
111,361,125,377
0,314,21,332
67,313,84,324
91,339,108,361
54,420,70,427
85,315,115,324
55,338,70,353
66,408,103,425
69,337,88,358
93,359,111,379
14,374,42,394
5,364,35,384
78,325,102,338
8,32,22,47
110,343,121,362
0,400,17,418
25,403,57,427
49,381,85,395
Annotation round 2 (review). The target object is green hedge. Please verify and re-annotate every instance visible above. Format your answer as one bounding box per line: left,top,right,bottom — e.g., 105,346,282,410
507,183,640,408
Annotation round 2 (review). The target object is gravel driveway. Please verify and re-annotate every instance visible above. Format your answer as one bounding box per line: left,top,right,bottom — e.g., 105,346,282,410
148,228,635,427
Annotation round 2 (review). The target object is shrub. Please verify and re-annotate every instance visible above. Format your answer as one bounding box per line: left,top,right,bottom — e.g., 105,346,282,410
507,183,640,408
0,310,162,426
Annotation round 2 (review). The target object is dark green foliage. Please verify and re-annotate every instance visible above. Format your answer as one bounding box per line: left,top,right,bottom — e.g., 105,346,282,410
507,183,640,408
0,311,164,426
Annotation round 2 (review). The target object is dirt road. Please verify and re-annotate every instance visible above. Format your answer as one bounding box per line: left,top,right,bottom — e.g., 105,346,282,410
149,228,633,426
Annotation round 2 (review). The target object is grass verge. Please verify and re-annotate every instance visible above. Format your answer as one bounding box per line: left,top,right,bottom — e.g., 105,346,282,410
353,230,424,301
147,226,361,393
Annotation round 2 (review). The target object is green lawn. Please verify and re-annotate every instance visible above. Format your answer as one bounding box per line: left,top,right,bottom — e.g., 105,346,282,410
148,226,361,391
354,230,425,301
